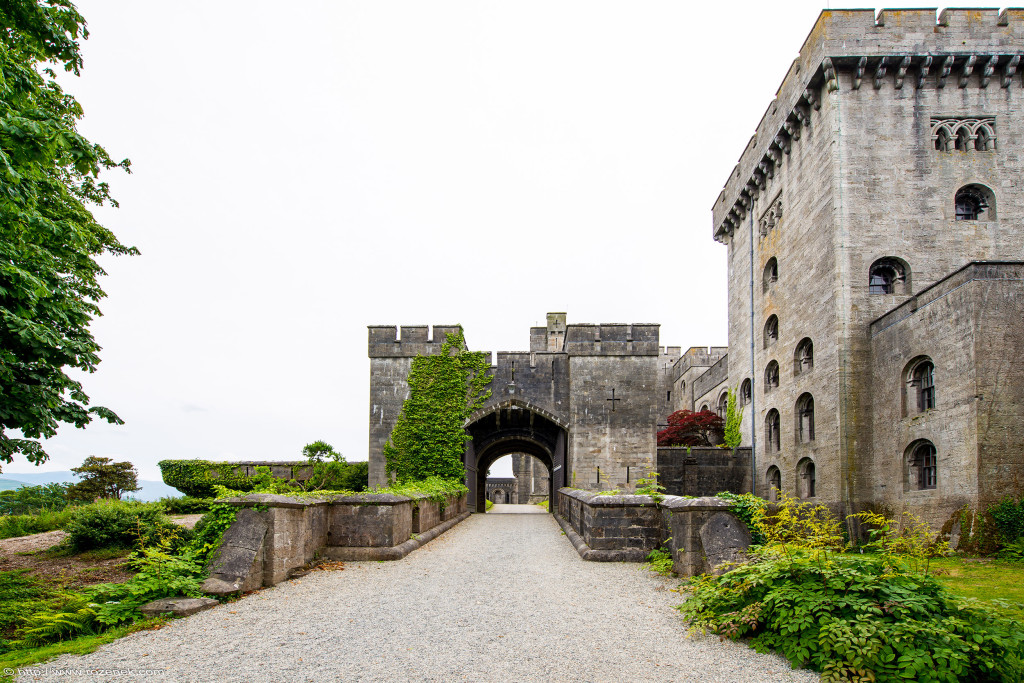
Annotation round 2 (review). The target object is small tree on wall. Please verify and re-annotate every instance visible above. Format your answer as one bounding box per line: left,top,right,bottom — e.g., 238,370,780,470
657,409,724,447
384,330,492,483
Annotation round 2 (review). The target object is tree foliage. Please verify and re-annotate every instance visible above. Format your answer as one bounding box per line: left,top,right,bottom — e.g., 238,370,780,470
384,330,492,483
0,0,134,470
66,455,139,501
656,409,724,447
723,388,742,449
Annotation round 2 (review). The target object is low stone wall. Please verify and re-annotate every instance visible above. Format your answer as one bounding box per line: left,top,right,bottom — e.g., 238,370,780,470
656,447,751,497
203,492,469,594
555,488,750,576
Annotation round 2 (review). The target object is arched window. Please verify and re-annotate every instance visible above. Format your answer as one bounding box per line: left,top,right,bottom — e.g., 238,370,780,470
765,410,781,453
740,378,752,407
868,258,909,295
934,124,953,151
716,392,728,419
764,361,779,394
954,125,971,151
764,315,779,349
975,124,994,151
903,357,936,414
797,458,815,498
700,403,710,413
955,184,995,221
763,258,779,293
905,440,937,491
765,466,781,502
794,338,813,375
796,393,814,443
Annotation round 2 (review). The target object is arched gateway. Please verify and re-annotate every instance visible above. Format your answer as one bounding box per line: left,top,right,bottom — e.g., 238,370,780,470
465,399,566,513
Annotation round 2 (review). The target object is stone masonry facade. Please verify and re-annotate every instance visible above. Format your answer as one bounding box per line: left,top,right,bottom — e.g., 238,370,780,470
713,8,1024,528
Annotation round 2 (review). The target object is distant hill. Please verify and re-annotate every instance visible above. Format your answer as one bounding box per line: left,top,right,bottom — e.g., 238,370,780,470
0,471,182,502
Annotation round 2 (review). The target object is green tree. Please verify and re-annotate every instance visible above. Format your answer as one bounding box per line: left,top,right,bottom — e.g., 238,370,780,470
723,388,742,449
66,455,139,501
0,1,134,471
302,440,342,463
384,330,492,483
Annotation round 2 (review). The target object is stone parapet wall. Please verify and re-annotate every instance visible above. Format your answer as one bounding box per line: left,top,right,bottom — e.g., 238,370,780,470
206,492,469,592
556,488,750,576
657,447,751,498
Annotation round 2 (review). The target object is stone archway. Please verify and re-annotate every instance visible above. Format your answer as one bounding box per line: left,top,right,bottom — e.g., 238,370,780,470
464,400,567,514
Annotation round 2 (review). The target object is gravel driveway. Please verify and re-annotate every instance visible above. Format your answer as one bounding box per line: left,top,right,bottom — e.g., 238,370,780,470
17,511,817,682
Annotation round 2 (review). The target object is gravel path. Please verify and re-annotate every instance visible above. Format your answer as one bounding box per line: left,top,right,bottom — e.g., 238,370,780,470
17,512,817,683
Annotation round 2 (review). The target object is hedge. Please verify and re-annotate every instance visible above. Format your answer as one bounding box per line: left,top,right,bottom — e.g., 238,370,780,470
158,460,309,497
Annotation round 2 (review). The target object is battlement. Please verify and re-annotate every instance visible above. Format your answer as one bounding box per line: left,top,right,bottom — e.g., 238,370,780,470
712,8,1024,242
562,323,660,356
672,346,728,382
367,324,464,358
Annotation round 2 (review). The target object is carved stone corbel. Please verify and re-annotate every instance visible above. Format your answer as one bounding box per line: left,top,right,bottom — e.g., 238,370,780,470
803,88,820,111
745,182,759,201
917,55,932,89
823,57,838,92
758,159,774,180
938,55,954,88
852,57,867,90
980,55,997,87
894,56,911,89
783,119,800,142
775,133,791,155
1002,55,1020,88
959,55,977,88
873,57,888,89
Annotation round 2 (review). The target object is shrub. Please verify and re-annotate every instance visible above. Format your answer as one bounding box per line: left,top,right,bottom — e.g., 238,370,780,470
485,499,493,511
0,483,70,515
715,491,767,545
990,496,1024,545
62,500,184,552
0,508,77,540
645,547,674,576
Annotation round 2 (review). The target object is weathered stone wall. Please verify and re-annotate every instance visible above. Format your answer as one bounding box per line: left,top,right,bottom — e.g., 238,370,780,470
667,346,727,416
692,354,729,415
657,447,751,497
485,478,518,504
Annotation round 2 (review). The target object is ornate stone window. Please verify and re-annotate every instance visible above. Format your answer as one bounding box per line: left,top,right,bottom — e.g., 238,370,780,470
716,391,728,419
955,184,995,221
796,393,815,443
765,409,781,453
764,315,779,349
699,403,710,413
903,357,936,415
765,466,781,502
797,458,815,499
931,117,996,152
794,338,813,376
764,360,779,394
868,257,909,294
740,378,752,407
763,258,779,293
758,197,783,237
905,440,937,491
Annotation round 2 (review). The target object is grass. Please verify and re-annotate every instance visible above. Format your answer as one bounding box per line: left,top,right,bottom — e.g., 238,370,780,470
0,618,170,682
930,556,1024,619
0,509,76,539
534,500,549,512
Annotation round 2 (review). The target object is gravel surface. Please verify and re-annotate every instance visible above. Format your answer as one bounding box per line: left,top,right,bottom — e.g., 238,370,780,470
16,512,818,683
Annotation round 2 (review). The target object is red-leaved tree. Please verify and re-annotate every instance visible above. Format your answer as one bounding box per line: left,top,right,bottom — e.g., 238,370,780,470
657,410,725,447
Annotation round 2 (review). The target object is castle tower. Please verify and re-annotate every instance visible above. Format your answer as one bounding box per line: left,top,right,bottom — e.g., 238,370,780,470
714,9,1024,527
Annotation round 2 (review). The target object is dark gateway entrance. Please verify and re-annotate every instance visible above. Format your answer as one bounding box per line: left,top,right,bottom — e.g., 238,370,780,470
464,399,566,513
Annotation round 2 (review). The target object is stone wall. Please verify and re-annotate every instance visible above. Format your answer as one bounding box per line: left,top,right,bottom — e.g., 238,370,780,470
203,492,470,594
657,447,751,497
556,488,750,576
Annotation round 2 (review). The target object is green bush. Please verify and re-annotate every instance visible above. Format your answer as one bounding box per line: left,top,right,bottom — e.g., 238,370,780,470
680,551,1024,682
62,500,185,552
0,484,70,515
157,496,215,514
990,496,1024,545
715,491,767,545
0,508,76,539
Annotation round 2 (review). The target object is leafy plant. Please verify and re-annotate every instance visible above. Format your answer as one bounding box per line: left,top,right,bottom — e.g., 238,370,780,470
645,546,675,576
715,491,766,545
485,499,493,511
188,504,238,567
996,537,1024,562
384,330,492,483
753,490,845,554
0,507,76,539
0,483,70,515
156,496,215,515
850,509,949,573
990,496,1024,545
723,388,742,449
634,472,665,503
66,456,140,502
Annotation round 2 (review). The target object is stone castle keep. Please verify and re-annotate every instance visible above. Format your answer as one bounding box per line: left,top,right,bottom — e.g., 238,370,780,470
369,9,1024,528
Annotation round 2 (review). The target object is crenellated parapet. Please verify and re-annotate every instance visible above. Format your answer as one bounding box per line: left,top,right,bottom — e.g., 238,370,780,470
672,346,728,383
562,323,660,356
367,324,464,358
712,7,1024,243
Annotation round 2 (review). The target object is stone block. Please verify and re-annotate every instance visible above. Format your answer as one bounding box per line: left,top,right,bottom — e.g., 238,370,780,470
139,597,218,618
699,512,751,574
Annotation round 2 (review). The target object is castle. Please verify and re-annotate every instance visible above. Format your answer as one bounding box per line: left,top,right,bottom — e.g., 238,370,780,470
369,9,1024,528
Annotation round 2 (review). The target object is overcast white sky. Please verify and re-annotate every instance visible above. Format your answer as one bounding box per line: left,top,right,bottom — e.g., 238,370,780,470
5,1,1003,482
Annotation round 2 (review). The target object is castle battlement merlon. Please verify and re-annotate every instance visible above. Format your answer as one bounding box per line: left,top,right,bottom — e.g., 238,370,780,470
711,7,1024,243
562,323,660,356
367,324,464,358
